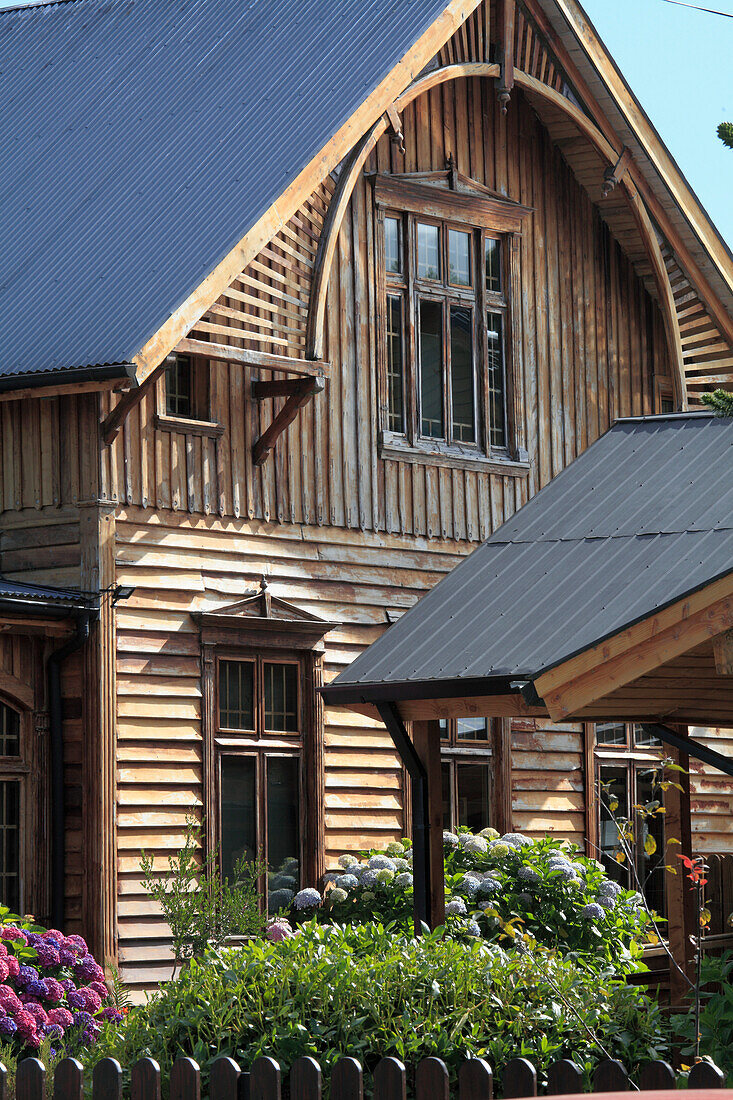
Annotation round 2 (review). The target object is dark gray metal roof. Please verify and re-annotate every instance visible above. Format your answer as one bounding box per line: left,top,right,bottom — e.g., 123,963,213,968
324,414,733,703
0,0,451,385
0,579,96,615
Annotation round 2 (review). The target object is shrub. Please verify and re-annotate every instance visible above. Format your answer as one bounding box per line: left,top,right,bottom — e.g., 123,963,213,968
672,950,733,1078
0,907,123,1059
92,921,669,1097
292,831,654,975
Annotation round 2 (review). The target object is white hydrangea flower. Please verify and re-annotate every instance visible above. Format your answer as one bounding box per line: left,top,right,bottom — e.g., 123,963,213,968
375,868,394,883
445,897,467,917
335,874,358,890
338,854,359,869
328,887,348,904
293,888,322,910
461,877,480,897
392,858,410,872
517,866,541,885
385,841,404,857
580,902,604,920
395,872,413,887
501,833,531,849
570,862,588,877
443,831,459,848
598,878,623,897
405,850,413,864
460,834,488,855
368,855,396,871
487,841,510,858
479,827,500,840
360,869,379,888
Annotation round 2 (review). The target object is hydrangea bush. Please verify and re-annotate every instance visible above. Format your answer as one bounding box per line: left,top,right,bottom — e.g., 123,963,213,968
0,907,123,1058
286,830,655,974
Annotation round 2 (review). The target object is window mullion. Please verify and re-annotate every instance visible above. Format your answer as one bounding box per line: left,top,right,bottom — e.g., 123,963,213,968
444,299,451,445
406,216,418,446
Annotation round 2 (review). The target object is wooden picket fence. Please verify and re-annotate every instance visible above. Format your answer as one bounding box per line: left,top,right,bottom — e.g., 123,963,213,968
7,1054,728,1100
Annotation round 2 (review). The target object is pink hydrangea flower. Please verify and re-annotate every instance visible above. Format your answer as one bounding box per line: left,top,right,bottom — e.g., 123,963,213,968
0,960,9,983
0,985,22,1015
23,1003,48,1026
89,981,108,999
64,935,88,954
13,1010,37,1039
0,927,27,945
0,942,7,957
36,944,60,969
44,978,65,1004
42,930,64,942
6,957,20,979
48,1007,73,1028
266,918,294,942
78,987,102,1013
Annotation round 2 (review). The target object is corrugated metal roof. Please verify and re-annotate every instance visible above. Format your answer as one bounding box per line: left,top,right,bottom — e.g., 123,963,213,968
0,578,95,613
324,414,733,700
0,0,451,382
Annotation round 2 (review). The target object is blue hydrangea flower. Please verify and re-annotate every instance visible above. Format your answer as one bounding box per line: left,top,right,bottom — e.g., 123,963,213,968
581,903,604,920
443,831,459,848
477,877,501,898
293,888,322,910
501,833,531,849
335,874,358,890
392,858,410,872
548,863,577,883
598,896,617,910
465,920,481,937
359,870,379,888
598,879,623,897
461,877,480,897
368,855,396,871
445,897,467,917
518,866,541,885
395,872,413,887
459,834,488,855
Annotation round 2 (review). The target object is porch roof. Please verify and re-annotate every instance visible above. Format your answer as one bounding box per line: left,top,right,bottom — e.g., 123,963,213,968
0,579,97,618
322,413,733,717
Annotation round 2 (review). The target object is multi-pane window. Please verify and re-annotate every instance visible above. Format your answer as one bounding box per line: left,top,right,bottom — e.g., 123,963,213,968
440,718,494,833
0,702,21,913
163,353,211,421
594,722,666,918
217,657,302,912
382,211,511,456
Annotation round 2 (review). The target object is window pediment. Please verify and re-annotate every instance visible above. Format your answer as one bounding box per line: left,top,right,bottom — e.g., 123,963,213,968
372,172,533,235
193,578,335,649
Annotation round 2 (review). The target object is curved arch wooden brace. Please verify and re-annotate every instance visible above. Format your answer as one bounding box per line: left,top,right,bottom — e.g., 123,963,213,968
305,62,687,411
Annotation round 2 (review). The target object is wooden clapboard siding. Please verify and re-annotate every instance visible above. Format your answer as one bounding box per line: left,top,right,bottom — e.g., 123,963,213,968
510,719,586,846
101,81,667,534
688,726,733,853
113,507,465,995
0,508,82,588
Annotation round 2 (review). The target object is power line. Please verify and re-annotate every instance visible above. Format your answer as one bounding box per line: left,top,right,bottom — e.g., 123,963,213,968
661,0,733,16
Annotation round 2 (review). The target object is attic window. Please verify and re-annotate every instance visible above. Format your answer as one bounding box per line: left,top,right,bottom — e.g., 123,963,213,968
155,353,223,438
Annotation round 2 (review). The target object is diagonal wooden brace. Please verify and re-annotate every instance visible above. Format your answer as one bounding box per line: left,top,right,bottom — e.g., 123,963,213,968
601,147,633,199
252,376,325,466
385,104,405,156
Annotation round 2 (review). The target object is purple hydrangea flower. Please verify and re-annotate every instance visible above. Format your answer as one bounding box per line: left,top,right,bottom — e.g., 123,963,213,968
66,990,86,1010
36,944,61,969
61,979,76,993
0,1017,17,1037
59,949,76,967
25,933,43,947
101,1006,123,1022
74,955,104,983
44,978,65,1004
26,979,48,999
17,965,39,987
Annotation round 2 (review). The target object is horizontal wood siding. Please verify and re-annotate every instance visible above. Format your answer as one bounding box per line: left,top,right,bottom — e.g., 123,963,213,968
511,719,586,846
688,726,733,853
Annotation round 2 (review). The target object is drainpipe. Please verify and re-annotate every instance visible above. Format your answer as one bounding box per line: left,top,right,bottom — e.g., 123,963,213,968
47,610,95,929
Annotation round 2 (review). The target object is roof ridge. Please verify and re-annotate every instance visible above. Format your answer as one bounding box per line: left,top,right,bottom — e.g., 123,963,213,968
1,0,109,15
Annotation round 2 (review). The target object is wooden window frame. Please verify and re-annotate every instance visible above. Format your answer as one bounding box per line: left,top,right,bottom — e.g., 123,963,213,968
654,375,676,415
374,175,531,476
0,696,34,916
439,718,511,834
201,625,325,899
155,353,223,438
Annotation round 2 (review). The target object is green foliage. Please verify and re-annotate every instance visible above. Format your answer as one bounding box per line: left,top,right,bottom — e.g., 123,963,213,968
718,122,733,149
317,832,653,976
91,922,669,1097
702,389,733,416
672,950,733,1077
140,821,267,966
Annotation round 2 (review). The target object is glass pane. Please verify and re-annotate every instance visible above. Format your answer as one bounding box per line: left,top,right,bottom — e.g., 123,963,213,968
385,217,402,275
441,763,452,830
267,757,300,911
450,305,475,444
386,295,404,433
417,223,440,280
218,661,254,730
487,311,507,449
439,719,449,741
456,718,489,741
220,756,257,881
264,663,299,732
599,765,630,889
633,724,662,748
485,237,502,293
636,767,666,917
661,396,675,414
0,781,20,913
596,722,628,747
0,703,20,757
165,355,192,418
456,763,491,832
419,299,444,438
448,229,471,286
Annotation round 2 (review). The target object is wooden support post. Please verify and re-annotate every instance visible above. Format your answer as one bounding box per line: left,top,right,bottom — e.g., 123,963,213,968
493,719,513,835
713,628,733,675
496,0,516,114
665,740,694,1006
412,721,445,930
252,377,324,466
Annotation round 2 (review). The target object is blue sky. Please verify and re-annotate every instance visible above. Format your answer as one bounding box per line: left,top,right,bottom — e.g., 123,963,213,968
1,0,731,248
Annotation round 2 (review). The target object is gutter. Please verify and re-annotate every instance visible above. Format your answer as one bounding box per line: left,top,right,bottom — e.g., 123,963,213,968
0,364,131,394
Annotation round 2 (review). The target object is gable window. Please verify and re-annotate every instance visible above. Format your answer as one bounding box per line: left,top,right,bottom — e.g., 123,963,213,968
155,353,223,438
375,174,531,471
593,722,666,918
440,718,495,833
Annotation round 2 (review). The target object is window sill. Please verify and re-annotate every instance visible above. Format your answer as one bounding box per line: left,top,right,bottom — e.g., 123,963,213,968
154,413,224,439
379,436,530,477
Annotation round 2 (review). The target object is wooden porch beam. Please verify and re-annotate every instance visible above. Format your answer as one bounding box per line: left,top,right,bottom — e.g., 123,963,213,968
177,338,329,380
344,692,547,723
713,628,733,675
252,376,325,466
100,360,169,446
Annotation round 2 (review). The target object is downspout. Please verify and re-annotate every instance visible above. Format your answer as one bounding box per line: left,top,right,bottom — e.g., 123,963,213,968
48,610,95,929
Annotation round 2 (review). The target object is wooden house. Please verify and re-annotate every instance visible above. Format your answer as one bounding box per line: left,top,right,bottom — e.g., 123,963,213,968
0,0,732,996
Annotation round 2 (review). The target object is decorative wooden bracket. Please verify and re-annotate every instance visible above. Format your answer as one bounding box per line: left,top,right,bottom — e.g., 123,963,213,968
496,0,516,115
100,355,173,445
385,104,405,156
714,628,733,675
601,147,633,199
252,375,325,466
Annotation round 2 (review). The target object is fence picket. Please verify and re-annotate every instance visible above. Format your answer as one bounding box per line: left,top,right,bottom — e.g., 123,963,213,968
171,1058,201,1100
416,1058,449,1100
593,1060,629,1093
92,1058,123,1100
291,1057,322,1100
332,1057,363,1100
503,1058,536,1098
250,1058,281,1100
211,1057,240,1100
373,1057,406,1100
459,1058,493,1100
17,1058,44,1100
639,1062,675,1090
131,1058,161,1100
689,1062,726,1088
54,1059,83,1100
547,1060,582,1095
